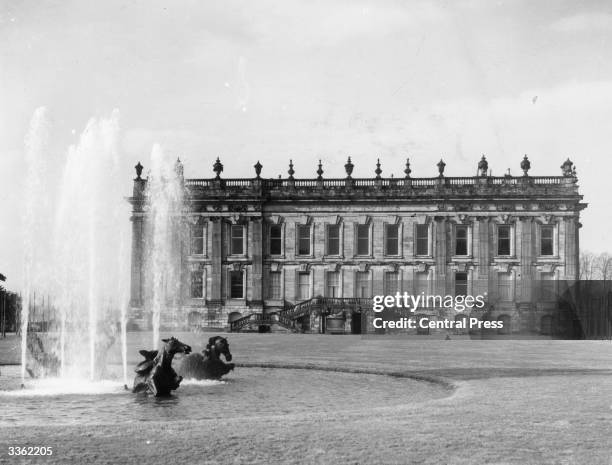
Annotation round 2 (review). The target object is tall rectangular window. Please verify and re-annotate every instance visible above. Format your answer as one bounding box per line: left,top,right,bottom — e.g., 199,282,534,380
356,224,370,256
269,225,282,256
326,225,340,256
326,271,340,297
541,225,554,256
230,225,244,255
385,224,399,256
455,272,468,297
230,271,243,299
415,272,429,305
355,272,371,298
190,225,204,255
455,225,468,256
541,272,556,300
297,225,311,256
498,272,512,301
498,225,511,256
297,272,310,300
384,272,399,295
190,271,203,298
416,224,429,256
268,271,281,299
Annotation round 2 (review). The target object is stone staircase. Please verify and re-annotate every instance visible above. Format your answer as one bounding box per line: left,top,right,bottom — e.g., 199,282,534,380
229,297,372,332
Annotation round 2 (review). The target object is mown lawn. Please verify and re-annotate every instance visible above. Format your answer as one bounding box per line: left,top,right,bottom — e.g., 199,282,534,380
1,333,612,464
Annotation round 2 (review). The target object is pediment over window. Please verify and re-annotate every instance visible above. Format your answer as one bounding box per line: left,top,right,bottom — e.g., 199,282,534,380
296,215,313,225
495,263,511,273
355,215,372,225
270,262,282,272
328,263,342,272
298,263,311,273
416,263,429,273
268,215,284,225
538,264,557,273
415,215,431,225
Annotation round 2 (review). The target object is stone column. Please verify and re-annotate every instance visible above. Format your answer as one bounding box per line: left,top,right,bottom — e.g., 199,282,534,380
130,215,144,307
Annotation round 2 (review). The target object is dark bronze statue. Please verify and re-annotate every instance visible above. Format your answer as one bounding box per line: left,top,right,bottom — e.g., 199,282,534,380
26,332,60,378
132,336,192,396
178,336,235,380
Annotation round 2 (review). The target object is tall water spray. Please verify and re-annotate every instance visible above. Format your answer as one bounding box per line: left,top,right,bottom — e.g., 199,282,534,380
22,107,51,384
53,110,129,380
21,108,130,383
146,146,185,348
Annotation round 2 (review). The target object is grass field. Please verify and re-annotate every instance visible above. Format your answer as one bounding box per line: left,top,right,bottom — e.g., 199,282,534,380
1,333,612,464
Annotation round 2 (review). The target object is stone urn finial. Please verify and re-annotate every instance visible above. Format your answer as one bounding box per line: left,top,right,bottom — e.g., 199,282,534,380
288,159,295,179
134,161,143,180
437,158,446,177
174,157,184,178
404,158,411,179
317,160,324,180
344,156,354,178
520,155,531,176
561,158,574,177
213,157,224,179
478,155,488,177
375,158,382,179
254,160,262,178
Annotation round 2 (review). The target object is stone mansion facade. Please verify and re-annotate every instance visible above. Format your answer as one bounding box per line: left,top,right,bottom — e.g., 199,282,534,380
127,155,586,335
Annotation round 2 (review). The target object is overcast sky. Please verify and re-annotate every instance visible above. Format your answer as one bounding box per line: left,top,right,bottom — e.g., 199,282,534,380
1,0,611,290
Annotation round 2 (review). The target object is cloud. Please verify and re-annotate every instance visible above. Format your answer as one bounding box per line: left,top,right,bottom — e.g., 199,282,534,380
550,12,612,32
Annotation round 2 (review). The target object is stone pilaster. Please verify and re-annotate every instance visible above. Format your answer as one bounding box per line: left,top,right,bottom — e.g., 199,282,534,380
434,217,448,296
210,218,223,301
250,217,264,308
518,218,534,303
564,217,578,280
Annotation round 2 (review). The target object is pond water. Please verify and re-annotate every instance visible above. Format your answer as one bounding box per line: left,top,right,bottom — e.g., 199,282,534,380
0,364,447,427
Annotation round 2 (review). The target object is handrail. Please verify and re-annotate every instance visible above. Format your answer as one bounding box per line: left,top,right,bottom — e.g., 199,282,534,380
229,297,374,332
184,176,569,190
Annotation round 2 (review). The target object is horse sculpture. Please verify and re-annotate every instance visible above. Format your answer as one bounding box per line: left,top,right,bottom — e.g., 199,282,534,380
26,332,60,378
178,336,235,380
132,337,192,396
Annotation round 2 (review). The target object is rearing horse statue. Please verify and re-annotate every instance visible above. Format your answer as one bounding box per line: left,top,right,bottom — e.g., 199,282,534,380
132,337,192,396
178,336,235,380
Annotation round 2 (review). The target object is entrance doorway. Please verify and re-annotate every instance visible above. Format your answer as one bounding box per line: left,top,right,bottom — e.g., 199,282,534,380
351,311,362,334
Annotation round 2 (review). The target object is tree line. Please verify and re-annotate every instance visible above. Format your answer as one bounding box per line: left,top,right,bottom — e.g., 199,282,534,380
579,251,612,280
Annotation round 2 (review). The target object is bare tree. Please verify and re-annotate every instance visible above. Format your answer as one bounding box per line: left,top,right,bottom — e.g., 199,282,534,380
580,251,612,280
594,252,612,281
579,251,596,279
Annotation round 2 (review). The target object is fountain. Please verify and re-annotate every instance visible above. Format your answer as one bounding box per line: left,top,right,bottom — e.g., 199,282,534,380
145,146,185,349
22,107,51,385
19,107,187,387
21,108,132,385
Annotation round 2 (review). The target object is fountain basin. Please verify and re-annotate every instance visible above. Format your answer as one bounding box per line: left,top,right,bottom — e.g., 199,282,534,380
0,364,448,427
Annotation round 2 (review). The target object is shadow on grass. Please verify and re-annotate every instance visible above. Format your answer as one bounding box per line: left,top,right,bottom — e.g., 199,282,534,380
236,361,612,382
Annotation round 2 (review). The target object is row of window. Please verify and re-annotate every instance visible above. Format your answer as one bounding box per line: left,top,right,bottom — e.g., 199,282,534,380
191,223,557,258
190,269,558,300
